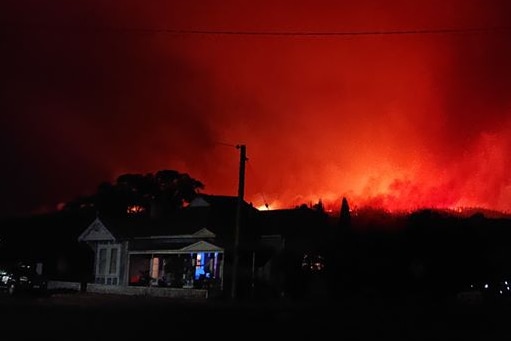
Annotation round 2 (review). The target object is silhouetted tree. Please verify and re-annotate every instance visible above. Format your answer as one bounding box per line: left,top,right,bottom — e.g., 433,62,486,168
151,170,204,217
339,197,351,229
312,199,324,212
64,170,204,218
94,181,130,216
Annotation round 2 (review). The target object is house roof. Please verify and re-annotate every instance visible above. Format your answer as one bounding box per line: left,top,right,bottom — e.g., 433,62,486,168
79,216,224,252
78,218,115,242
129,240,224,254
258,206,329,238
190,194,256,211
92,214,198,239
78,194,259,242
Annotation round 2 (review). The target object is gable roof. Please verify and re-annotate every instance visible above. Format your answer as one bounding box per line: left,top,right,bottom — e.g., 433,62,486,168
181,240,224,252
133,227,216,240
85,213,206,240
190,194,259,213
76,193,261,243
184,194,260,238
192,227,217,238
129,239,224,254
188,196,210,207
78,217,116,242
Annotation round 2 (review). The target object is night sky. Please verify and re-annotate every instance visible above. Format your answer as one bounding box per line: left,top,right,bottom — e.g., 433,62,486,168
2,0,511,217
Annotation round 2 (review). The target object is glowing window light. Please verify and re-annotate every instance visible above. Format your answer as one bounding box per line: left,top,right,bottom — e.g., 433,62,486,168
151,257,159,280
127,205,146,214
194,253,205,280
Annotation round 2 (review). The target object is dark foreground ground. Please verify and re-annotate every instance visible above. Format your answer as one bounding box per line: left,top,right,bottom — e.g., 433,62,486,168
1,290,511,340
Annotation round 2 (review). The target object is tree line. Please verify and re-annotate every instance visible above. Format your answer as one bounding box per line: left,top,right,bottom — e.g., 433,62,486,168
62,169,205,218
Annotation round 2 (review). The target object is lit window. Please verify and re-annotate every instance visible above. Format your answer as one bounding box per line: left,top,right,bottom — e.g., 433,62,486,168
151,257,160,280
194,253,205,280
127,205,146,214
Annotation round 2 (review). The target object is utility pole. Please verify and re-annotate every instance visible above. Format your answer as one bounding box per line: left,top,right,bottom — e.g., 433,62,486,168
231,144,246,299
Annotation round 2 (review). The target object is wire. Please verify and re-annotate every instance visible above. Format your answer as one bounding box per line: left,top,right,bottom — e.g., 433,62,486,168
214,141,238,149
4,24,511,37
246,160,270,210
157,26,511,37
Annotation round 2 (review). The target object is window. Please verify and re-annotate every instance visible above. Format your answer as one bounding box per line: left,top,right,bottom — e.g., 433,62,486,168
127,205,146,214
98,249,107,275
109,248,118,274
151,257,159,280
96,244,120,285
194,253,206,280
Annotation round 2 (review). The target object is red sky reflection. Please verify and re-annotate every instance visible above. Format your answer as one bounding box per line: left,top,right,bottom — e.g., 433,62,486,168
1,1,511,216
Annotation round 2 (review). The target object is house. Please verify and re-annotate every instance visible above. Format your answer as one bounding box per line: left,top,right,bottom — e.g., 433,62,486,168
78,218,224,290
254,205,331,298
1,194,336,299
77,194,260,297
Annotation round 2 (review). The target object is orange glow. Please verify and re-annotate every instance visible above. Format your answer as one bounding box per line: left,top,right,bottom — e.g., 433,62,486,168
127,205,146,215
256,203,271,211
3,1,511,217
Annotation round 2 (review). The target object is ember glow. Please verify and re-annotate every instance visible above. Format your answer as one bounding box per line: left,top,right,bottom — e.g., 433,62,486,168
2,1,511,216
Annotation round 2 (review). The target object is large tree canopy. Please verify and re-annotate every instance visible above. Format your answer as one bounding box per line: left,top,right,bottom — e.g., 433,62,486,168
63,170,204,218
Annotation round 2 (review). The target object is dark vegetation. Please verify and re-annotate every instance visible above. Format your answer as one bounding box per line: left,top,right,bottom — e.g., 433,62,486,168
62,169,205,218
0,170,204,283
328,207,511,301
1,169,511,302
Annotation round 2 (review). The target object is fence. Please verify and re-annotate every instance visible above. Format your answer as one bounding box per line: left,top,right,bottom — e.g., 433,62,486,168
47,280,209,299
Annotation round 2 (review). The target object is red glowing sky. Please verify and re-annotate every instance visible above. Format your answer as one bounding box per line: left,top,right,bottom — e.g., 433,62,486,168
2,0,511,217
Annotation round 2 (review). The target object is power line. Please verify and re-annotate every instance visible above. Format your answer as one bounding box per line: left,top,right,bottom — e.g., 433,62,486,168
158,26,511,37
214,141,238,149
3,24,511,37
246,160,270,210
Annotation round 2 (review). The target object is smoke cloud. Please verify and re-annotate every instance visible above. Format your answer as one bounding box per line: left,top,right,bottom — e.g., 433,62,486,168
1,0,511,216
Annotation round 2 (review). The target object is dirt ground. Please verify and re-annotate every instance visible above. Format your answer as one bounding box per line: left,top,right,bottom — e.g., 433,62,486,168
1,290,510,340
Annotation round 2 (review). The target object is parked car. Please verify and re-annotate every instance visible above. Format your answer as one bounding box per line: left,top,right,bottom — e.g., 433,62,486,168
0,262,48,296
